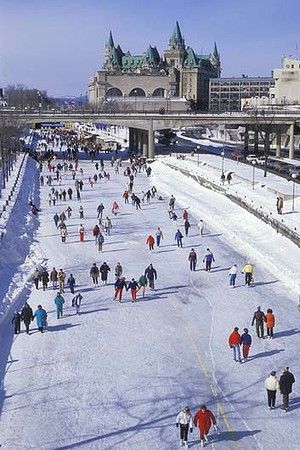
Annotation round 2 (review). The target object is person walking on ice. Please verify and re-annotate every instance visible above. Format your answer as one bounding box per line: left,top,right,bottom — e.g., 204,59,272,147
279,367,295,412
176,406,193,448
97,231,105,252
78,224,85,242
114,277,127,302
265,371,280,410
72,293,83,315
21,302,33,334
100,262,111,285
203,248,215,272
146,234,155,251
127,278,139,302
265,308,275,338
197,219,204,236
240,328,252,361
188,248,197,271
155,227,163,247
138,274,147,297
175,229,183,248
251,306,265,338
145,264,157,290
90,263,100,285
228,264,238,287
33,305,47,333
54,292,65,319
193,405,218,447
242,261,253,286
228,327,242,362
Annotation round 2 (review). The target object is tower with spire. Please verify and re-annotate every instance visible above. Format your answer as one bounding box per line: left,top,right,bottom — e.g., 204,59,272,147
164,21,186,69
210,42,221,76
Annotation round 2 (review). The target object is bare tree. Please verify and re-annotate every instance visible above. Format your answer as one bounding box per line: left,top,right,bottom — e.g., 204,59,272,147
5,84,52,110
252,109,276,177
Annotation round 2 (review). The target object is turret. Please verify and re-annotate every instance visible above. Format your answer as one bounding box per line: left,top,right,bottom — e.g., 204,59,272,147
210,42,221,76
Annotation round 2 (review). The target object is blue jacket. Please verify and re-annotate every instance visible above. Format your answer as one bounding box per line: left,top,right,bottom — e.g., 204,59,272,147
67,276,75,287
175,230,183,241
241,333,252,346
203,252,215,263
54,294,65,309
33,308,47,327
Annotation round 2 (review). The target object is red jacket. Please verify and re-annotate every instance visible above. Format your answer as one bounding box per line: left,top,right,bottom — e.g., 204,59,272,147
228,330,241,346
265,313,275,328
194,410,216,436
146,235,155,245
92,225,100,236
183,210,189,221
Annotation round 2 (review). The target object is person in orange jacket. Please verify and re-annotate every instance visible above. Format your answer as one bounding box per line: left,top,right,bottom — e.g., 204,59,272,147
265,308,275,338
146,234,155,251
228,327,242,362
193,405,217,447
183,209,189,222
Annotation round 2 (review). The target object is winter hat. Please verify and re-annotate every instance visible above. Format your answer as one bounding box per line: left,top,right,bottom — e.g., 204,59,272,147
200,405,207,410
271,371,276,376
244,328,248,333
257,306,261,310
234,327,239,331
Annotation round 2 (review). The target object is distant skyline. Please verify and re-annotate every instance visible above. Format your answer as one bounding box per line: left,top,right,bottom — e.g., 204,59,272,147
1,0,300,97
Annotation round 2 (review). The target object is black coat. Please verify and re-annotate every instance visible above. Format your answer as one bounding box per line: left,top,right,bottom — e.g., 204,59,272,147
21,305,33,324
100,264,110,280
145,266,157,281
280,372,295,394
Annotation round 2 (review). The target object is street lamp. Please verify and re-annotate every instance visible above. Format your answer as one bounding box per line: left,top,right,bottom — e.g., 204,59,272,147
197,145,200,166
37,90,42,114
134,89,137,112
220,150,225,174
252,160,256,190
291,173,297,211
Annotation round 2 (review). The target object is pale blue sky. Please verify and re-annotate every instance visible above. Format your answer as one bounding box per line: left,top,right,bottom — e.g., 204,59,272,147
1,0,299,96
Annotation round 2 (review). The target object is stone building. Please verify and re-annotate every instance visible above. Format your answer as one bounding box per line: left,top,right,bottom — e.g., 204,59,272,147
270,57,300,104
88,22,220,110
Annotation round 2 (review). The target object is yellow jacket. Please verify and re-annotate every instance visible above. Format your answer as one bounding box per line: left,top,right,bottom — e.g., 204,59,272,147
242,264,253,273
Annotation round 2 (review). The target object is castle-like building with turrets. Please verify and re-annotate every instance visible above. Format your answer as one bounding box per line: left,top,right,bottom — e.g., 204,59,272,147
88,22,220,110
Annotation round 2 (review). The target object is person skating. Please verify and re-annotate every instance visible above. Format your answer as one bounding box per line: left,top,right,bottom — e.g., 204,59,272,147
97,203,105,220
54,292,65,319
58,269,66,293
114,277,127,302
203,249,215,272
41,269,49,291
182,209,189,222
50,267,58,289
104,217,112,235
32,268,41,290
193,405,217,447
176,406,193,448
12,312,21,334
228,327,242,362
123,190,129,204
78,224,85,242
60,226,68,243
197,219,204,236
67,274,76,294
242,262,253,286
169,194,176,211
97,231,105,252
145,264,157,290
53,213,60,228
127,278,139,302
72,293,83,315
228,264,238,287
184,220,191,237
265,308,275,338
175,229,183,248
111,201,119,216
115,262,123,279
66,206,72,219
188,248,197,271
90,263,100,285
240,328,252,361
279,367,295,412
138,274,147,297
92,224,100,244
21,302,33,334
79,205,84,219
265,371,280,410
251,306,265,338
100,262,111,285
155,227,163,247
146,234,155,251
276,196,283,215
33,305,47,333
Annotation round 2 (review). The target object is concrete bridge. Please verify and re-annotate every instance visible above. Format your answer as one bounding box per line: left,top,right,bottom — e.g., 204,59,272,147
2,109,300,159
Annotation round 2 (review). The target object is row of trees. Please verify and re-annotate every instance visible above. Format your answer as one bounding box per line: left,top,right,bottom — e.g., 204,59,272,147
4,84,52,110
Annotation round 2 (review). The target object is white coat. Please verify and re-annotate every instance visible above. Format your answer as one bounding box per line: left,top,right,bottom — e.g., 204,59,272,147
265,375,280,391
229,265,238,276
176,410,193,428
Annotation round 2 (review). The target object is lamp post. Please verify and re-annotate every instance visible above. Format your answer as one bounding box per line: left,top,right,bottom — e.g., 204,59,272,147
197,145,200,166
134,89,137,112
291,173,297,211
220,150,225,174
37,90,42,114
252,160,256,190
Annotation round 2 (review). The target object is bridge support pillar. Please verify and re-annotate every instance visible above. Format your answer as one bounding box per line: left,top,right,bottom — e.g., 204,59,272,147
148,120,154,159
289,123,295,159
142,132,147,158
253,130,259,153
276,130,281,158
243,127,249,157
129,127,134,152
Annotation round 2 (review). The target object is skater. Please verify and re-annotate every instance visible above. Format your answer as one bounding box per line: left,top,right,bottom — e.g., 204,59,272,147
67,187,73,200
279,367,295,412
12,312,21,334
58,269,66,293
111,201,119,216
169,194,176,210
145,264,157,290
67,273,76,294
104,217,112,235
175,229,183,248
78,224,85,242
50,267,58,289
176,406,193,448
251,306,265,338
90,263,100,285
188,248,197,271
182,209,189,222
72,293,83,314
66,206,72,219
242,262,253,286
146,234,155,251
97,231,105,252
114,277,127,302
79,205,84,219
265,371,280,410
138,274,147,297
276,196,283,215
33,305,47,333
100,262,111,285
155,227,163,247
127,278,139,302
54,292,65,319
228,264,238,287
32,268,41,290
203,248,215,272
193,405,217,448
228,327,242,362
115,262,123,279
265,308,275,338
97,203,105,220
41,269,49,291
93,224,100,244
21,302,33,334
53,213,60,227
184,219,191,237
60,226,68,243
197,219,204,236
240,328,252,361
123,190,129,204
